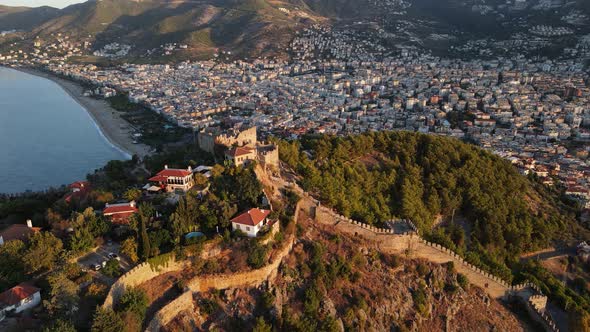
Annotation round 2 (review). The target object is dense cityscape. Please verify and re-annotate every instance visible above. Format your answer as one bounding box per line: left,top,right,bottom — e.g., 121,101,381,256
2,34,588,214
1,1,590,329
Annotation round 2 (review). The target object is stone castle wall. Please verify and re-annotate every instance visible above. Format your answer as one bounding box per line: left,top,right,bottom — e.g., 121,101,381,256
103,258,188,309
198,126,257,154
197,131,216,154
313,203,559,331
215,127,257,148
257,143,280,170
523,295,560,332
103,241,220,309
145,291,194,332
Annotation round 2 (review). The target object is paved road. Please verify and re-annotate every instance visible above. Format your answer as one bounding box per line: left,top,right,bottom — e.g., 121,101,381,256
520,247,576,262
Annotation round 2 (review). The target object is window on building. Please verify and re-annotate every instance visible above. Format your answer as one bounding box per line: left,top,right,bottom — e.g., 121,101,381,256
246,227,251,232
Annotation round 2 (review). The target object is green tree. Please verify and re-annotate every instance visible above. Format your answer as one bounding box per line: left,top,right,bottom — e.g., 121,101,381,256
43,319,77,332
137,203,154,260
170,196,199,243
69,226,95,254
102,259,121,278
0,240,26,288
118,287,149,323
23,232,63,273
210,164,224,178
123,188,142,202
120,237,138,263
91,308,125,332
44,272,80,319
139,216,151,260
253,316,272,332
247,243,268,269
194,173,208,189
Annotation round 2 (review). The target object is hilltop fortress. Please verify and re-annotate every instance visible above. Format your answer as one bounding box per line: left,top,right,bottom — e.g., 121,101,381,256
198,126,279,170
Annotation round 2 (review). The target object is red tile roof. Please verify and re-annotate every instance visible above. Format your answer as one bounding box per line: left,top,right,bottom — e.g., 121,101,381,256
230,208,270,226
225,146,255,158
0,224,40,243
103,203,138,216
149,168,192,182
0,283,39,306
69,181,90,190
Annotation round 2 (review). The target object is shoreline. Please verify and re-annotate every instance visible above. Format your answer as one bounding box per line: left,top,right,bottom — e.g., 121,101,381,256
9,66,151,159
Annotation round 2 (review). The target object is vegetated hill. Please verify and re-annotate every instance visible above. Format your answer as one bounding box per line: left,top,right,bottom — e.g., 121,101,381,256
165,217,526,332
6,0,590,59
27,0,319,58
279,131,584,280
0,5,60,31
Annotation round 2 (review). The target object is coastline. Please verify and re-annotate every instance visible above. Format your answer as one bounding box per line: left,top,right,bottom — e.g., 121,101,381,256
10,66,151,159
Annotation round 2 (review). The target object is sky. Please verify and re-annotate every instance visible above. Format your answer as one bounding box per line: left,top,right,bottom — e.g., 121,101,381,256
0,0,83,8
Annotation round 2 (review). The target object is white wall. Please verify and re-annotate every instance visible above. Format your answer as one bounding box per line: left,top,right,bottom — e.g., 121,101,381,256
232,222,260,237
13,292,40,314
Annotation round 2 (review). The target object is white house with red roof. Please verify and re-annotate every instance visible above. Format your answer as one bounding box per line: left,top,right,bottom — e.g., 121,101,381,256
149,165,195,193
103,201,138,225
230,208,271,237
0,283,41,321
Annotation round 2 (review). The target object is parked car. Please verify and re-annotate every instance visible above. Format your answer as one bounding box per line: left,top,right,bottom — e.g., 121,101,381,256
108,253,120,261
92,264,101,271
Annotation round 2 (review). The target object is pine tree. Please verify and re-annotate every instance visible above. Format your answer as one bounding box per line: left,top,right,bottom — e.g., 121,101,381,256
139,217,151,260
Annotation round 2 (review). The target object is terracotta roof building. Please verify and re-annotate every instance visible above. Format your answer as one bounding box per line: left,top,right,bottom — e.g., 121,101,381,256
224,146,256,167
148,165,195,193
230,208,270,237
0,220,40,246
0,283,41,318
103,201,138,225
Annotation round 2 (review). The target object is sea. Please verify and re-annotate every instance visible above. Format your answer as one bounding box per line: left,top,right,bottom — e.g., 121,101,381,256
0,67,128,194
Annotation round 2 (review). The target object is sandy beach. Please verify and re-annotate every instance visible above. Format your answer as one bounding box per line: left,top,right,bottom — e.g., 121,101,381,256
13,67,151,158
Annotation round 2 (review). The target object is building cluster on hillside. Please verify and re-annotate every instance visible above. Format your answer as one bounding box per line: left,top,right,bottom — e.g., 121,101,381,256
2,45,589,210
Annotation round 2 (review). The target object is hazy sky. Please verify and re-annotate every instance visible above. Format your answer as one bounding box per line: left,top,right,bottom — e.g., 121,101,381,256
0,0,84,8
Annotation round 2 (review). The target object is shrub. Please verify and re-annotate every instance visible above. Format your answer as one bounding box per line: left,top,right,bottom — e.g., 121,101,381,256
102,259,121,278
86,282,108,300
445,261,455,273
91,308,125,332
444,282,459,294
416,262,430,277
199,298,219,315
412,283,429,316
457,273,469,290
118,288,148,323
147,252,174,272
247,243,269,269
202,259,219,274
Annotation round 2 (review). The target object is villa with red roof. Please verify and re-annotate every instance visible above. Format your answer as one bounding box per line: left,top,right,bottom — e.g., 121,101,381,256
0,283,41,321
0,220,40,246
230,208,271,237
103,201,138,225
149,165,195,193
65,181,91,203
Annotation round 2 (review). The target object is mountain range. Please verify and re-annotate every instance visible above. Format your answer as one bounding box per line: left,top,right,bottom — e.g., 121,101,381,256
1,0,590,60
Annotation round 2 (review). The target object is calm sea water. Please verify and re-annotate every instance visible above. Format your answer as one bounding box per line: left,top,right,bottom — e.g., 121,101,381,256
0,67,128,194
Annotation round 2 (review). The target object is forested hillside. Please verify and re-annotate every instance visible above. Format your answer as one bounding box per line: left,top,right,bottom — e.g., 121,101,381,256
279,131,580,279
